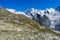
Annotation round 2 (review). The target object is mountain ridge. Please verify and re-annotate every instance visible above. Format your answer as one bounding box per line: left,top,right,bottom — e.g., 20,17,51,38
5,6,60,32
0,7,60,40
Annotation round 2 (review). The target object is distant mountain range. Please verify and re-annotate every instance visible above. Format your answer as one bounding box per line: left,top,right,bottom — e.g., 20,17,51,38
0,6,60,40
6,6,60,32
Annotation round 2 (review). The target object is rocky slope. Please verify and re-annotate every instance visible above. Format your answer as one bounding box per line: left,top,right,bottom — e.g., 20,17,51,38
24,7,60,32
0,7,60,40
6,6,60,32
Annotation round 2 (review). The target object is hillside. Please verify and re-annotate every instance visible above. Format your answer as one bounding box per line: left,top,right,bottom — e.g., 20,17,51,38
0,7,60,40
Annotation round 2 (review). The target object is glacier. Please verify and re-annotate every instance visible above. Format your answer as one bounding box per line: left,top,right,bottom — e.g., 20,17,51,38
6,6,60,32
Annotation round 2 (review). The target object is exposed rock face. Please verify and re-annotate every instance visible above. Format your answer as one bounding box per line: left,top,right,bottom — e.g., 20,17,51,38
0,7,60,40
24,8,60,32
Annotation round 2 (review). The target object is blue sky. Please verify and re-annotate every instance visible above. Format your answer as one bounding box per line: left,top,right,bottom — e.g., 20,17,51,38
0,0,60,11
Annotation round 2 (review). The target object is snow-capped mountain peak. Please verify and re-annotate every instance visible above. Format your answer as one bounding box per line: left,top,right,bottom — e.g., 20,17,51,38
25,8,60,31
25,8,57,18
25,8,37,17
6,8,25,14
46,8,55,14
28,8,35,12
6,8,16,13
5,7,60,32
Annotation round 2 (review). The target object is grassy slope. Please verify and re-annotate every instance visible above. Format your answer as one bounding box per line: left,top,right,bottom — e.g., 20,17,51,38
0,7,60,37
